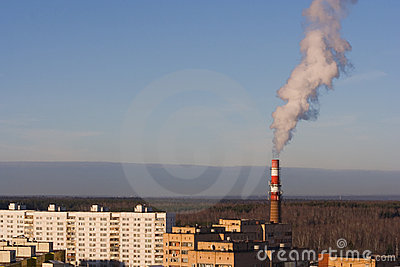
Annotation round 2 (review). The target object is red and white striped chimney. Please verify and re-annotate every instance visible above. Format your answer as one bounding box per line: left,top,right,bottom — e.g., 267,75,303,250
270,159,281,223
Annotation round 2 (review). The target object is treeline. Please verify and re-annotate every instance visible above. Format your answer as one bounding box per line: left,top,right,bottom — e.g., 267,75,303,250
177,200,400,255
1,196,399,255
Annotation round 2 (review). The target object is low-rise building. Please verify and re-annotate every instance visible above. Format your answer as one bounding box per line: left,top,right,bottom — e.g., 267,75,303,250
188,240,268,267
164,218,293,267
0,236,66,267
212,219,292,248
262,223,292,248
164,226,222,266
213,219,264,239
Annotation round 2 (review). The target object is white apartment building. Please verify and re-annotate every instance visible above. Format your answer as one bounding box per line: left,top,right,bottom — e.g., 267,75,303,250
0,203,175,266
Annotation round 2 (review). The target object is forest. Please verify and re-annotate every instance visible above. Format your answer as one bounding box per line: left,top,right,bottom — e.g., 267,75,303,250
1,196,399,255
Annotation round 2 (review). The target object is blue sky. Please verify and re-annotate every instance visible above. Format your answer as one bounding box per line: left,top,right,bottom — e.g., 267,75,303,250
0,0,399,170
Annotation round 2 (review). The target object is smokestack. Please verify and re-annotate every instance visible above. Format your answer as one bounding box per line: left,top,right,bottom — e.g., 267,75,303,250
270,159,281,223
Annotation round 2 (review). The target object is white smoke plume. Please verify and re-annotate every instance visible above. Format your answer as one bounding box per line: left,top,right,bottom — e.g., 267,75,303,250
270,0,356,157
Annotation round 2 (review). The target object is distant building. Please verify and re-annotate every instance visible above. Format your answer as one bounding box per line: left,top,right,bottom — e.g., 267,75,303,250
0,203,175,266
319,254,399,267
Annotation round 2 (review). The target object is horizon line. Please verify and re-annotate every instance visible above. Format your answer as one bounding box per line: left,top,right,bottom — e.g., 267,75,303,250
0,160,398,172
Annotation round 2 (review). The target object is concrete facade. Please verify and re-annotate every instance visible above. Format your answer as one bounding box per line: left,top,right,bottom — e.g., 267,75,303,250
0,203,175,266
